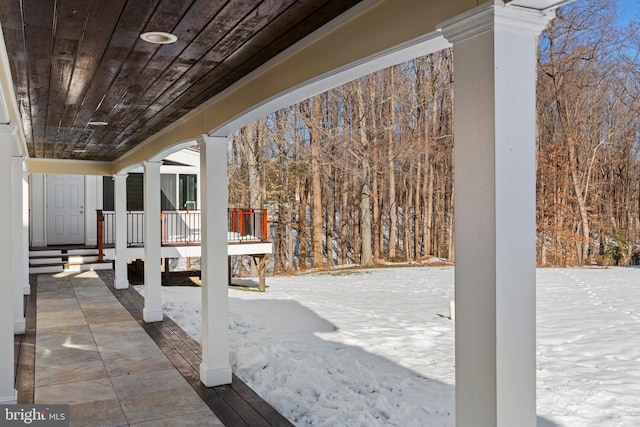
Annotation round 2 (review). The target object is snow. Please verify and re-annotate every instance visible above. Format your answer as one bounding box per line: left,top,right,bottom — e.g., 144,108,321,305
139,266,640,426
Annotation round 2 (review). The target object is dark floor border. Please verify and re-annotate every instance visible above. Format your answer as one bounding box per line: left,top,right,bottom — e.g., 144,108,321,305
14,275,37,404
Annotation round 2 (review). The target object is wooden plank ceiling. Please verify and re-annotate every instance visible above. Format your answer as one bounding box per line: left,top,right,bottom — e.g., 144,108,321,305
0,0,361,161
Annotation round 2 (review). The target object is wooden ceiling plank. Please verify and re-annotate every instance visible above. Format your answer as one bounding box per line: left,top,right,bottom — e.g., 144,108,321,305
0,1,33,154
113,0,353,155
103,0,276,156
1,0,368,161
21,0,55,157
94,0,196,125
183,0,349,109
67,0,160,148
54,1,126,153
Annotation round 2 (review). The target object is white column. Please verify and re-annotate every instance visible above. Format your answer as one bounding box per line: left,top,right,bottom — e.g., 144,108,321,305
440,5,552,427
30,173,46,247
114,173,129,289
22,169,30,295
12,155,25,335
198,135,232,386
85,175,98,246
0,124,17,403
143,161,163,322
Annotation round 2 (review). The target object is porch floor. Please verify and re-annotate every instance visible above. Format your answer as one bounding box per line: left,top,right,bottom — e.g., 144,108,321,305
15,271,292,427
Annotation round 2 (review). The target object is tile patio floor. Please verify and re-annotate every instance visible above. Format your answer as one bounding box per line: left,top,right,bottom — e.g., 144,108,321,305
34,271,224,427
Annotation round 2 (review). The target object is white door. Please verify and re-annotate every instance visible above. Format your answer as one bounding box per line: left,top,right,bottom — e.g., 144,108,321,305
46,174,85,245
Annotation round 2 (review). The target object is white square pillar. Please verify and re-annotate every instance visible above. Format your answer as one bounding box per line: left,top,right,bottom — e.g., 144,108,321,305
0,124,18,403
143,161,163,322
440,5,552,427
198,135,232,386
12,155,25,335
22,169,30,295
114,173,130,289
29,173,46,247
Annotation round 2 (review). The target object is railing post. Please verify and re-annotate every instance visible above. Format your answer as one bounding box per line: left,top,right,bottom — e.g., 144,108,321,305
96,209,104,261
261,208,268,241
233,209,238,234
161,212,166,245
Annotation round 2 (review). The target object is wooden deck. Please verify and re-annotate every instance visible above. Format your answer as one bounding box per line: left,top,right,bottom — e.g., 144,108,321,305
14,272,293,427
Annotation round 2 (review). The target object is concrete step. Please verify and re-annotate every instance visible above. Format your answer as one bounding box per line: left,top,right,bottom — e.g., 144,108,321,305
29,265,64,274
29,249,100,257
29,257,63,265
29,260,113,274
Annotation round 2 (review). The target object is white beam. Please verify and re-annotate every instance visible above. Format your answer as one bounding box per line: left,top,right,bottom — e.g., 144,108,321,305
12,155,25,334
440,4,552,427
198,135,232,386
0,124,17,403
143,161,163,322
114,173,129,289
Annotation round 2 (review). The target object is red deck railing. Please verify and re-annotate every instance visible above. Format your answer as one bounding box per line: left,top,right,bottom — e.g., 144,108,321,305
228,208,268,242
98,208,269,248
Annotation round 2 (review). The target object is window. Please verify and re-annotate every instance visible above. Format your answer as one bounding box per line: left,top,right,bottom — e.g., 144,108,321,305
127,173,144,211
179,174,197,210
105,172,197,211
102,176,114,211
161,174,176,210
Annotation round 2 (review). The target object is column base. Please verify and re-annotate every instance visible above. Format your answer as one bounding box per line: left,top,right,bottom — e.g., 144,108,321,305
199,363,232,387
23,283,30,295
0,390,17,404
14,319,25,335
114,279,129,289
143,308,163,323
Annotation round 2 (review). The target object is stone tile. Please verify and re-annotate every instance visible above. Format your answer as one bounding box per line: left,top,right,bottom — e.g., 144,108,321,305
89,320,142,334
91,328,157,353
77,298,122,310
36,324,94,349
36,297,80,313
110,369,190,400
36,344,101,368
37,284,76,300
130,410,223,427
101,350,174,377
69,398,128,427
116,382,210,424
71,271,101,279
37,310,87,329
72,285,113,299
35,359,108,387
83,307,134,325
35,378,117,405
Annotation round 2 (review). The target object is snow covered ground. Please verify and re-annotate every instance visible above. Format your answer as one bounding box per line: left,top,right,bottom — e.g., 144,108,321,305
141,266,640,426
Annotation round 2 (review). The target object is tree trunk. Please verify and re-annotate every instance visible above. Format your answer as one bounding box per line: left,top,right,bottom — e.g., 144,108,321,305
361,181,374,266
387,68,397,260
298,180,308,269
341,184,348,265
309,96,324,268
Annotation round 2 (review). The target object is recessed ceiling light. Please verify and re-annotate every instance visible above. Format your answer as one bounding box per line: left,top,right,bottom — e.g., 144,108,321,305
88,121,108,126
140,31,178,44
72,149,86,153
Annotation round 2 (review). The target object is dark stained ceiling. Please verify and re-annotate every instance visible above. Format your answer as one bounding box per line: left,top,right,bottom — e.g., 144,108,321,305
0,0,361,162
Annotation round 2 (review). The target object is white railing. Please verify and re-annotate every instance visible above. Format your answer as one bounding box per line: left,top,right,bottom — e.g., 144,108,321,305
100,209,268,247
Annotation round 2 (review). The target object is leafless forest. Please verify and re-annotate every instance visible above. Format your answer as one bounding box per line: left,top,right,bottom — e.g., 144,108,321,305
228,0,640,271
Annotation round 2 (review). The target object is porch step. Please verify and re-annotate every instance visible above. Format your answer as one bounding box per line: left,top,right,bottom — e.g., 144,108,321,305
29,247,113,274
